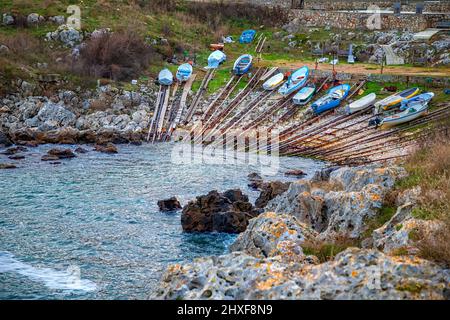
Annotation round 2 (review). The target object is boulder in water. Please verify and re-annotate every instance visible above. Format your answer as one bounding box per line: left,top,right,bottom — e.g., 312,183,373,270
158,197,182,212
181,189,259,233
94,143,118,154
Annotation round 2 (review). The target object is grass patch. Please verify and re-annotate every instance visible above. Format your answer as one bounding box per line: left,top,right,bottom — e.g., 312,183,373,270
302,236,359,263
361,206,397,239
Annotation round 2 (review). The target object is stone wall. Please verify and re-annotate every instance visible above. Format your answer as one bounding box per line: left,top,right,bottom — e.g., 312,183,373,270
289,10,447,31
309,69,450,87
187,0,450,12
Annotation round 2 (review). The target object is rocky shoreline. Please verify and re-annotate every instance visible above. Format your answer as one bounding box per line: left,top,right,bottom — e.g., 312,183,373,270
153,165,450,300
0,83,157,148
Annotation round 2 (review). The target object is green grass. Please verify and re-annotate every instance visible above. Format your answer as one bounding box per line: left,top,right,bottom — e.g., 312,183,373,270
362,206,397,239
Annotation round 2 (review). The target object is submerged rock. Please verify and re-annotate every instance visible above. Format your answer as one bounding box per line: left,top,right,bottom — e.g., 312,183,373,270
75,147,89,154
1,146,27,155
154,248,450,300
284,169,306,177
181,189,259,233
94,143,118,154
247,172,263,189
158,197,182,212
47,148,76,159
0,163,17,169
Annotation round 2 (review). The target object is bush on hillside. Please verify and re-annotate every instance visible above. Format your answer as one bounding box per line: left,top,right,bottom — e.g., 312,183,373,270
76,30,158,81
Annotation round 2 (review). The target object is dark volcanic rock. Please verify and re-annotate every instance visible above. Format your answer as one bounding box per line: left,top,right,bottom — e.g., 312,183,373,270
0,131,12,147
285,169,306,177
8,155,25,160
47,148,76,159
158,197,182,212
75,147,89,154
255,181,291,209
1,146,28,155
0,163,17,169
181,189,259,233
41,154,60,161
247,172,263,190
94,143,118,154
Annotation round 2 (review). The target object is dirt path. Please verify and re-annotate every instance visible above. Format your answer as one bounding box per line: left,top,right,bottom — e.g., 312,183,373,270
267,60,450,77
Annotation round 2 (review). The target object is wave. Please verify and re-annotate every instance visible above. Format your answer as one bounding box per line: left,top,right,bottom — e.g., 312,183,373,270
0,251,97,292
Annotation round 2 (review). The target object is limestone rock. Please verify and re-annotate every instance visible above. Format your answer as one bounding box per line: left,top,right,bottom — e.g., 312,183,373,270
47,148,76,159
37,102,76,127
230,212,318,259
27,13,44,25
154,248,450,300
46,24,83,47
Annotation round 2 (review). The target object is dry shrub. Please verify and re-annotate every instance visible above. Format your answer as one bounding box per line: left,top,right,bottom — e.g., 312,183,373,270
76,30,158,81
186,2,290,28
401,120,450,266
302,235,359,263
137,0,179,12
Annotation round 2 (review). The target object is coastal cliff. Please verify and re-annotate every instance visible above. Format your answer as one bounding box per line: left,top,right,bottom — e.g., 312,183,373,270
153,165,450,300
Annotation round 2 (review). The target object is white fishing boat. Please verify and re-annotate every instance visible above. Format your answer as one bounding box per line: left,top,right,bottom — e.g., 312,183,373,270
345,93,377,114
262,73,285,91
293,85,316,105
381,102,428,127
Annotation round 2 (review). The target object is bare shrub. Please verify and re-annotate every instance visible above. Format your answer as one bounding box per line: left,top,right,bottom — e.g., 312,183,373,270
76,30,158,81
186,2,290,28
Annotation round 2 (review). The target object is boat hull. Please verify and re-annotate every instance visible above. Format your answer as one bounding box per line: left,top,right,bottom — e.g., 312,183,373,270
311,84,351,115
262,73,285,91
158,69,173,86
176,64,193,82
382,109,427,127
233,54,253,75
207,50,226,69
278,66,309,96
293,86,316,105
345,93,376,114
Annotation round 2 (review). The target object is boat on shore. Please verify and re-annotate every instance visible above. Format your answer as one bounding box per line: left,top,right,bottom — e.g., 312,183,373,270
262,73,285,91
233,54,253,75
158,69,173,86
278,66,309,96
293,84,316,106
374,87,420,113
207,50,226,69
345,93,377,114
381,100,429,127
400,92,434,111
311,84,351,115
176,63,193,83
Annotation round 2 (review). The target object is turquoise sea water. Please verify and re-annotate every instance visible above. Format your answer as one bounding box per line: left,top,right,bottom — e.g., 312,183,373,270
0,143,324,299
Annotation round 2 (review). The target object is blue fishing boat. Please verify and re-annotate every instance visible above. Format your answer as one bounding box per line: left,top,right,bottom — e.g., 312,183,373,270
176,63,193,82
278,66,309,96
239,30,256,44
158,68,173,86
233,54,253,75
400,92,434,111
311,84,351,115
207,50,226,69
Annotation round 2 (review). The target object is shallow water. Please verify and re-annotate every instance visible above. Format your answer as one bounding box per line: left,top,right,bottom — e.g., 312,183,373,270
0,143,324,299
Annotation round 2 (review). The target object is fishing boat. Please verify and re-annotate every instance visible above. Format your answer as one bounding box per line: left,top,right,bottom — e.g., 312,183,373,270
293,85,316,106
374,87,420,113
400,92,434,111
345,93,377,114
262,73,285,91
381,101,428,127
278,66,309,96
239,30,256,44
158,69,173,86
233,54,253,75
311,84,351,115
207,50,226,69
176,63,193,83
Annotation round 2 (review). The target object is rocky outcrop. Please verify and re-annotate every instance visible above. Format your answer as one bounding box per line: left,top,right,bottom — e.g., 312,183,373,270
254,181,291,208
247,172,263,189
46,24,83,47
230,212,318,260
158,197,182,212
154,248,450,300
181,189,259,233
